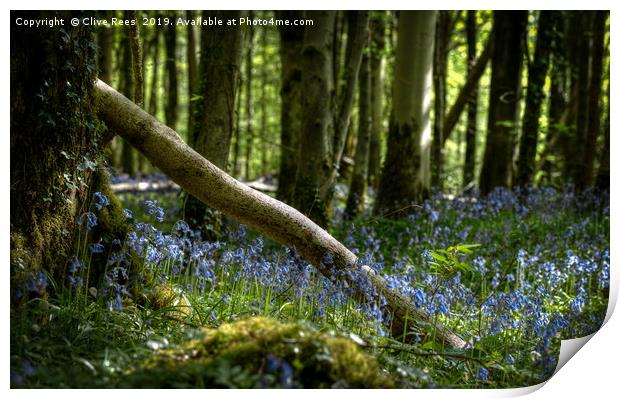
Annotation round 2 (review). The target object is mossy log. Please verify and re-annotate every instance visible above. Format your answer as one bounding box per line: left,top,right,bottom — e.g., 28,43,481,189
123,317,394,388
94,79,467,349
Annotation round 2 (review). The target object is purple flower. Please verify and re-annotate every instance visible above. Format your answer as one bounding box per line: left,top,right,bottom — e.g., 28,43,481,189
92,191,109,210
89,243,105,254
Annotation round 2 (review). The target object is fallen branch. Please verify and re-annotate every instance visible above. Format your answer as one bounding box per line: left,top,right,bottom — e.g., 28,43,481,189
94,79,467,349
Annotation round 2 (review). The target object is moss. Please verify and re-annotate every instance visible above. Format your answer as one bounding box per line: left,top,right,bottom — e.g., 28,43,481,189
123,317,394,388
141,283,192,320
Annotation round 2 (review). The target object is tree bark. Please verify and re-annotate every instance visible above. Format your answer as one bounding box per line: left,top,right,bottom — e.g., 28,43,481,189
184,10,243,234
147,26,160,118
244,11,255,181
431,11,452,190
293,11,336,226
345,53,371,219
95,78,467,349
186,10,199,138
515,11,556,188
120,19,135,175
260,26,269,177
276,11,305,205
463,10,478,188
375,11,436,217
580,11,608,190
164,22,178,130
595,78,610,191
367,13,386,189
442,36,492,147
332,12,370,179
479,11,527,195
11,10,99,292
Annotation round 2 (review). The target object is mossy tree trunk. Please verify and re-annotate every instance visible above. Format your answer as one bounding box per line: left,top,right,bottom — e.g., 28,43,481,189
11,11,100,296
345,53,371,219
595,77,610,191
515,11,556,188
276,11,305,205
95,78,467,349
367,12,386,190
479,11,527,195
148,25,161,118
375,11,437,217
463,10,478,188
294,11,336,227
183,10,243,236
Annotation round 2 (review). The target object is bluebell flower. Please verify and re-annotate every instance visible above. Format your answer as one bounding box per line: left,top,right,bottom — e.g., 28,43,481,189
89,243,105,254
92,191,109,210
477,366,489,381
77,212,98,232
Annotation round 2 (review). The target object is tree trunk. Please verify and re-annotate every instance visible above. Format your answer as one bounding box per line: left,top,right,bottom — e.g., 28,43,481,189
463,10,478,188
595,78,610,191
95,78,467,349
186,10,199,138
260,26,269,176
442,36,492,146
579,11,608,190
120,20,135,175
276,11,305,205
479,11,527,195
345,54,371,219
540,13,568,184
431,11,452,190
293,11,336,226
244,11,255,181
97,12,117,168
515,11,556,188
164,23,178,130
367,13,386,189
375,11,436,217
148,26,161,118
183,10,243,234
332,12,370,180
11,10,100,294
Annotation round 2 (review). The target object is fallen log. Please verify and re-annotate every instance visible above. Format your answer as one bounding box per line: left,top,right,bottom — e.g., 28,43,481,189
94,79,467,349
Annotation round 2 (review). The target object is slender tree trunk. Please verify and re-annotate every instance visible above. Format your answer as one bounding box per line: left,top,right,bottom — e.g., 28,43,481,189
540,13,568,184
95,78,467,349
367,13,386,189
294,11,335,226
431,11,452,189
120,21,135,175
579,11,607,190
595,79,610,191
148,27,160,118
515,11,556,188
232,80,243,177
186,10,199,138
375,11,437,216
276,11,304,205
164,22,178,130
345,54,371,218
244,11,255,181
260,26,269,176
463,10,478,189
184,10,243,235
128,11,148,174
479,11,527,195
332,11,344,98
332,12,370,182
97,12,116,168
442,36,492,146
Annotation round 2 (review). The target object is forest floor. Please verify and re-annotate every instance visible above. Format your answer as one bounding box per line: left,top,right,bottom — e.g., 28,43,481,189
10,177,609,388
